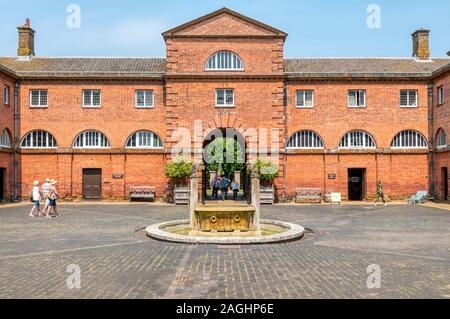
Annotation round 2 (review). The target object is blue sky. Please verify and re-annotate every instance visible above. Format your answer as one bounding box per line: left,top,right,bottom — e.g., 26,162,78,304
0,0,448,58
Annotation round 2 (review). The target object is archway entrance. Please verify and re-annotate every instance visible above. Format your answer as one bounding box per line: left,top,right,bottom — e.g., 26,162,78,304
201,128,248,202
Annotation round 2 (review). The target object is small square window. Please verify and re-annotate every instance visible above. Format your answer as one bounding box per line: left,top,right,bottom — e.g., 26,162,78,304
437,86,444,105
296,90,314,108
348,90,366,107
136,90,154,108
30,90,48,107
400,90,418,107
216,89,234,107
83,90,101,108
3,85,10,105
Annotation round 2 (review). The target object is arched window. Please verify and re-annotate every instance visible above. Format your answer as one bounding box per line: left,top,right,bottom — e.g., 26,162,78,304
205,51,244,71
0,129,11,148
436,129,447,149
21,130,57,149
287,130,324,149
126,131,163,149
391,130,428,149
339,131,376,149
73,130,110,149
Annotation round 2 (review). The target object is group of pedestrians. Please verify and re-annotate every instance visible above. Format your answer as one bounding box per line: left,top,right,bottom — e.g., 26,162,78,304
29,178,61,218
211,175,240,201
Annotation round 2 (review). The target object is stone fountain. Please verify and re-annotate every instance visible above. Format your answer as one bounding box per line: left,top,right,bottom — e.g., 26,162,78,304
146,164,304,244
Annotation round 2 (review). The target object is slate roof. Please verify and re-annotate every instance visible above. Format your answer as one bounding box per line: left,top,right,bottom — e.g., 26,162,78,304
0,56,449,79
0,57,166,79
284,58,450,78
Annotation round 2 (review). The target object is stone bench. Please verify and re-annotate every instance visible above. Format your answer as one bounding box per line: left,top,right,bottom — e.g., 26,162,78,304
130,186,156,201
295,188,322,204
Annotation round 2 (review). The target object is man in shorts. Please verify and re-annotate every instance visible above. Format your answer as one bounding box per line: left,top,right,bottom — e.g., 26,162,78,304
41,178,51,216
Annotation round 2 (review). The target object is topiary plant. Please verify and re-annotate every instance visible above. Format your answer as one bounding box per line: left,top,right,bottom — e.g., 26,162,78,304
164,155,194,187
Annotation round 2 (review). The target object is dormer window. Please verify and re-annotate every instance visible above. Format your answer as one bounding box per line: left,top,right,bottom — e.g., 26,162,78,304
205,51,244,71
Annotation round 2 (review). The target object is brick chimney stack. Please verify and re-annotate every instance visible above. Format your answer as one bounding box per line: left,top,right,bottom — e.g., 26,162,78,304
412,29,430,60
17,18,35,58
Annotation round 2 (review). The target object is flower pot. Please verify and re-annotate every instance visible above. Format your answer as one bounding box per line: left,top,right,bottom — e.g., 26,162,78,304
260,185,275,205
174,186,190,205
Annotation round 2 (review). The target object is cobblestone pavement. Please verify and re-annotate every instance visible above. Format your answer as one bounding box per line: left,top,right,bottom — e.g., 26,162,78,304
0,203,449,299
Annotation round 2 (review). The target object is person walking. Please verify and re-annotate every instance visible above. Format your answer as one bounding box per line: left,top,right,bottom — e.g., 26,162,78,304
211,175,219,200
220,176,229,201
46,180,61,218
374,180,387,206
231,180,240,201
41,178,51,217
28,181,42,217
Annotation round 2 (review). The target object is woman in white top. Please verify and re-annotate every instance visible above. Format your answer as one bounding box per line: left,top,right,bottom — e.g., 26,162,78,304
28,181,42,218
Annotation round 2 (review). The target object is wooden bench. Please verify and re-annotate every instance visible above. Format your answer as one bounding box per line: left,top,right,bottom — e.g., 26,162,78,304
130,186,156,201
295,188,322,204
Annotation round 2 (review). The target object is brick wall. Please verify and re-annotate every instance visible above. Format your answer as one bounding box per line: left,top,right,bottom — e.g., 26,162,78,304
0,72,15,200
432,71,450,200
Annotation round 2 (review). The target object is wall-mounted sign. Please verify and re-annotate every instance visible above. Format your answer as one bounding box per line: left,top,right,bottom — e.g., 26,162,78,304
350,177,360,183
328,174,336,180
112,174,124,179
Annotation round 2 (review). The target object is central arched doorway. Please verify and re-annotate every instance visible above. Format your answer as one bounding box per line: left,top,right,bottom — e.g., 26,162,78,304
202,128,249,202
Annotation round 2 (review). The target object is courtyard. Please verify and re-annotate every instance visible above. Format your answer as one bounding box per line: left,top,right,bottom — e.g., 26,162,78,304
0,203,449,299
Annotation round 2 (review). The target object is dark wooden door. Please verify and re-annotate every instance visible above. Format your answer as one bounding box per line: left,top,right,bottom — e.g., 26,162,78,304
83,169,102,199
0,168,5,201
442,168,448,201
348,169,365,201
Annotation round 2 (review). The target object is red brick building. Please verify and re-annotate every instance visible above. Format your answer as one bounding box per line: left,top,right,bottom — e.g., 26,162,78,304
0,8,449,202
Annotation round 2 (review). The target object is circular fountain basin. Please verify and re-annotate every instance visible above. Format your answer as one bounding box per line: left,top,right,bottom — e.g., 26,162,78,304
145,219,305,244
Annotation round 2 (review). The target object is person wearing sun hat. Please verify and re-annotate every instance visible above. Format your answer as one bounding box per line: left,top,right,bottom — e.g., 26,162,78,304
41,178,52,216
46,179,61,218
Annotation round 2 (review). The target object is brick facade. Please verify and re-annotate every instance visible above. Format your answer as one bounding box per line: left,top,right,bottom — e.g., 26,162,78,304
0,8,449,202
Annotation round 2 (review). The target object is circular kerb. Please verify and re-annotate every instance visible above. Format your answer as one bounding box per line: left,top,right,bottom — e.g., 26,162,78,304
145,219,305,245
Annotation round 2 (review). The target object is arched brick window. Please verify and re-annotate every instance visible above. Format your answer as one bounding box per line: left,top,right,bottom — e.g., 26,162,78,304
0,129,11,148
436,128,447,149
287,130,324,149
126,131,163,149
21,130,57,149
391,130,428,149
339,131,376,149
205,51,244,71
73,130,110,149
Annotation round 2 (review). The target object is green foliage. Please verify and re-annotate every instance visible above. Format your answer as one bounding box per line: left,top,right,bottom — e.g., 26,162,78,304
204,137,244,179
254,158,279,182
165,155,194,186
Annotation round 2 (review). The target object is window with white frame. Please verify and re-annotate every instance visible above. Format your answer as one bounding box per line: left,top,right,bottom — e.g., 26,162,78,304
436,129,447,149
348,90,366,107
391,130,427,148
135,90,154,108
3,86,10,105
21,130,57,148
83,90,101,108
73,130,110,148
400,90,418,107
296,90,314,108
216,89,234,107
126,131,163,149
205,51,244,71
30,90,48,107
438,86,444,105
287,130,324,149
0,129,11,148
340,131,376,149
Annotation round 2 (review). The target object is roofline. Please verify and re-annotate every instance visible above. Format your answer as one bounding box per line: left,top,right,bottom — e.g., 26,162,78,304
162,7,288,40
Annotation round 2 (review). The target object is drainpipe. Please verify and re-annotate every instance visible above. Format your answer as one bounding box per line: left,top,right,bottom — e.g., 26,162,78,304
13,81,20,202
428,83,435,199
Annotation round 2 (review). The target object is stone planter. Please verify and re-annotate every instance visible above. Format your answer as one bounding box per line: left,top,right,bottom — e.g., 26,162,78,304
174,186,190,205
260,185,275,205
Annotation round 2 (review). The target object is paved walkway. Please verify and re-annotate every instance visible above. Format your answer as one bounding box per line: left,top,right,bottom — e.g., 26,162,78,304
0,203,449,299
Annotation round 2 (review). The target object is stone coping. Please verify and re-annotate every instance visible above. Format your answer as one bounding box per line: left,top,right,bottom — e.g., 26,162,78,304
145,219,305,245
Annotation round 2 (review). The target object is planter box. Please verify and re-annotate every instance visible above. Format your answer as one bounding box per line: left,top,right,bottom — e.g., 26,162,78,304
174,187,190,205
260,186,275,205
